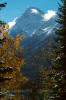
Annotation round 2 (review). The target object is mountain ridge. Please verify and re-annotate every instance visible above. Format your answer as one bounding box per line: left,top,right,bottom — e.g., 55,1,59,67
9,7,56,38
8,7,57,80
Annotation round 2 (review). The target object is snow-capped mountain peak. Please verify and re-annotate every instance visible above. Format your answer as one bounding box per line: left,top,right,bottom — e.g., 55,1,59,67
42,10,56,21
7,7,58,81
8,17,17,29
8,7,57,38
31,9,39,14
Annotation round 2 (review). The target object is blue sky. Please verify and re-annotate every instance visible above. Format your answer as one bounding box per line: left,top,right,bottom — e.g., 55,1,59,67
0,0,60,23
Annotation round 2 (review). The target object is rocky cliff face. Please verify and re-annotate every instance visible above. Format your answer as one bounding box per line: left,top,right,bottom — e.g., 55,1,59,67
8,7,57,80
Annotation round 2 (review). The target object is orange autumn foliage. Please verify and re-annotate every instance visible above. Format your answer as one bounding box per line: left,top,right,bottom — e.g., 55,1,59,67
0,24,28,98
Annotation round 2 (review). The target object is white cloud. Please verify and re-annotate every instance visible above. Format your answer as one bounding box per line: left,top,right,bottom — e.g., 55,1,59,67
8,17,17,29
31,9,39,14
42,10,56,21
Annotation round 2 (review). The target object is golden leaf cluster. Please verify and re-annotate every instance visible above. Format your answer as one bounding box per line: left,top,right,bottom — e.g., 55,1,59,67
0,24,28,98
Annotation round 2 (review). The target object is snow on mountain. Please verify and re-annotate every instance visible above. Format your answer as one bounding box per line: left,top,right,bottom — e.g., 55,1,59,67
31,9,39,14
42,10,56,21
8,7,57,55
8,7,56,38
9,7,44,37
8,17,17,29
42,27,53,35
8,7,57,53
8,7,57,80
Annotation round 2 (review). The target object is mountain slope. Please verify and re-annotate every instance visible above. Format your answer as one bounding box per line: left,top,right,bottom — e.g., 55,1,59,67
9,7,57,80
9,7,57,54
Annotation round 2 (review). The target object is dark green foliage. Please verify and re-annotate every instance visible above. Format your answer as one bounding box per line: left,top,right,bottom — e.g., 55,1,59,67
55,0,66,70
0,2,7,7
0,1,7,25
51,0,66,99
36,3,66,96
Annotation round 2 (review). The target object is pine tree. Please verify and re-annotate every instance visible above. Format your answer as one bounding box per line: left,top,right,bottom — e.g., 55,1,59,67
51,0,66,99
0,2,7,25
55,0,66,71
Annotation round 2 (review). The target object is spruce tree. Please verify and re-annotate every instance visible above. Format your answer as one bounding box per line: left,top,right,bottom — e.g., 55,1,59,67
0,2,7,25
52,0,66,99
55,0,66,71
42,0,66,99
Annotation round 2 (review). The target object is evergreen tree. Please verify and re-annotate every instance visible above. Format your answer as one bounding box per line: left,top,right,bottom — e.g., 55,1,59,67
55,0,66,72
51,0,66,99
0,2,7,25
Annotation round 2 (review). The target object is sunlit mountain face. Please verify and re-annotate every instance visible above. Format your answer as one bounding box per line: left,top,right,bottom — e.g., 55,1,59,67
8,7,57,56
8,7,56,37
8,7,57,80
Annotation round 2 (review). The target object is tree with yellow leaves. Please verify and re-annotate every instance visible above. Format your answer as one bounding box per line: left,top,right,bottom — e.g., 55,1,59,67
0,24,28,99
